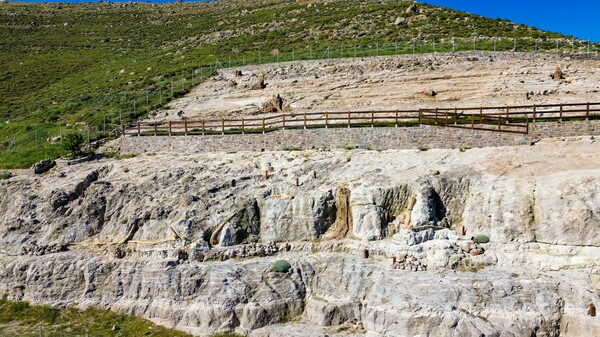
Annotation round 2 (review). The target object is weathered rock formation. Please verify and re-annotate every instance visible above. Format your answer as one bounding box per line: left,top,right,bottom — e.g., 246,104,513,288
1,138,600,336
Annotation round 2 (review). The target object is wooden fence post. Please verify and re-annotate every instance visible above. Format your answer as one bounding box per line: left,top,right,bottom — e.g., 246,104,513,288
282,114,286,130
169,121,172,136
262,117,265,134
241,118,245,134
371,111,374,127
202,120,205,135
395,110,398,127
184,119,188,135
348,112,351,128
559,104,563,122
454,107,458,125
505,106,509,124
154,123,157,136
122,124,126,137
304,112,307,129
587,102,590,120
533,105,537,122
137,123,141,137
221,119,225,135
325,112,328,128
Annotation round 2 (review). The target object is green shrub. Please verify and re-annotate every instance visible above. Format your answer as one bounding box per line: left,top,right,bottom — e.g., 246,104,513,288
475,234,490,244
0,171,13,180
271,260,292,273
61,132,85,156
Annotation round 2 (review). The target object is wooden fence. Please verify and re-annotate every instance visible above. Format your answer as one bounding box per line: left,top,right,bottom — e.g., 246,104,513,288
122,102,600,137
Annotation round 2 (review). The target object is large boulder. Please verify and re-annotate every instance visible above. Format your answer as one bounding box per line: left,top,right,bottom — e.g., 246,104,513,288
31,159,56,174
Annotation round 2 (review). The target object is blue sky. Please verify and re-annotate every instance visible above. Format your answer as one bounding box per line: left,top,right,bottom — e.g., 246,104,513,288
420,0,599,42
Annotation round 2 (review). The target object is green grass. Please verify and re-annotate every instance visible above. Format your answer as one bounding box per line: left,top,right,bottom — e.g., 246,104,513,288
0,297,193,337
0,0,595,168
0,121,108,169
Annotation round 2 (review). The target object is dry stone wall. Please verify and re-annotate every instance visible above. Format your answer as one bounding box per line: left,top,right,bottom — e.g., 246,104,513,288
121,120,600,154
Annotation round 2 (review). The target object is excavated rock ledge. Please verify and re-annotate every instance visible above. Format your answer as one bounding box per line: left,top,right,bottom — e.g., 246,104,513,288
1,137,600,336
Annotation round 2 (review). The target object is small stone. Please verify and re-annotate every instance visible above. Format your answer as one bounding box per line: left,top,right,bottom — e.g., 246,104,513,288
394,17,406,25
470,249,482,256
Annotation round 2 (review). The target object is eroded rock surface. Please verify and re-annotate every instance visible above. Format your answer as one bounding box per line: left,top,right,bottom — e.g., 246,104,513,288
1,137,600,336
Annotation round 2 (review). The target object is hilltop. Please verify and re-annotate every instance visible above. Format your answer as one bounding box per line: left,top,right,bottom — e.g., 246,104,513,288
0,0,587,123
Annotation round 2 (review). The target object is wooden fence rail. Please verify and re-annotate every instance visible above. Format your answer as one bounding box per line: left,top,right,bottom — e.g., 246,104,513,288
122,102,600,137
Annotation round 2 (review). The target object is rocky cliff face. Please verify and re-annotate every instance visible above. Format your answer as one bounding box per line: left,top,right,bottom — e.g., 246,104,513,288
1,137,599,336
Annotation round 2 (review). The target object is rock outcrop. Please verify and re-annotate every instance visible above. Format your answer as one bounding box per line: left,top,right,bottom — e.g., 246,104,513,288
1,138,600,336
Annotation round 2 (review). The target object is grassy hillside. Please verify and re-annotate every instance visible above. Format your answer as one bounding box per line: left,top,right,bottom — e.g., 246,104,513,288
0,0,596,168
0,297,194,337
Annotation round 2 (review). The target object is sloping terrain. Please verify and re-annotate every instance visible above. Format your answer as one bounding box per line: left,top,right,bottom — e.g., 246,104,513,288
155,52,600,121
0,0,583,125
1,0,596,168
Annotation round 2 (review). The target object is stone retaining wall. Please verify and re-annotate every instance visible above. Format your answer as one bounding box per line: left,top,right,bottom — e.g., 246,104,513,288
121,120,600,154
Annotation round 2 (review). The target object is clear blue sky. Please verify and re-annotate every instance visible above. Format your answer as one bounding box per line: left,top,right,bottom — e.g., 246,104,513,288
420,0,599,42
